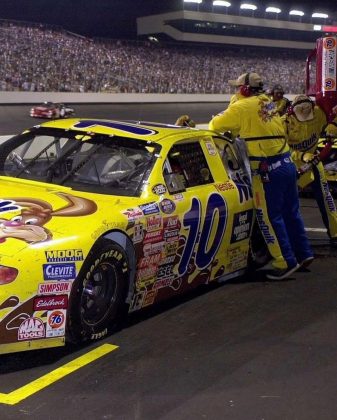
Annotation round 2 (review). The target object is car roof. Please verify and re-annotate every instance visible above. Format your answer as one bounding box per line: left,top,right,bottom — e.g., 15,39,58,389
34,118,214,144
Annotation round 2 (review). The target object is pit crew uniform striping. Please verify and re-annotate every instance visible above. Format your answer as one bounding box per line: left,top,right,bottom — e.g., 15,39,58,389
209,94,313,271
283,105,337,239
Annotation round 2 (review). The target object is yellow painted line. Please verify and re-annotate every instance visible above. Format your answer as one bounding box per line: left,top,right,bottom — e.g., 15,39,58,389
0,343,118,405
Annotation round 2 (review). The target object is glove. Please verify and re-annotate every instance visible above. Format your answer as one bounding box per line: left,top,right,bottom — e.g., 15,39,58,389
175,115,196,128
305,152,320,166
298,152,320,176
325,122,337,138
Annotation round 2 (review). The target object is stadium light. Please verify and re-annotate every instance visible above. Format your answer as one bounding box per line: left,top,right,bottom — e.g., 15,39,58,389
266,7,281,14
213,1,231,6
240,3,257,11
312,13,329,19
289,10,304,17
183,0,202,3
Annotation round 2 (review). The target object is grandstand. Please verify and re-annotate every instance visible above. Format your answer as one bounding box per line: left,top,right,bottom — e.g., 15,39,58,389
0,0,336,95
0,20,308,94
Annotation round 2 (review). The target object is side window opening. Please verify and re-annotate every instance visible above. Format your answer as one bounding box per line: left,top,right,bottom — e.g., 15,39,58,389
214,137,251,183
163,141,214,193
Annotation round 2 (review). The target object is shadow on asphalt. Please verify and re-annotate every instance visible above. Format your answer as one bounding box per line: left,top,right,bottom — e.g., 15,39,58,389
0,244,333,373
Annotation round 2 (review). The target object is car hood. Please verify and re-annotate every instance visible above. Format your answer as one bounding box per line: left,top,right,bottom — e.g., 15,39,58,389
0,177,124,257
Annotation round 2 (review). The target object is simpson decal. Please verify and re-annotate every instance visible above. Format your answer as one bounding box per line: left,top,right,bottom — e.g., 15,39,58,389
38,281,72,294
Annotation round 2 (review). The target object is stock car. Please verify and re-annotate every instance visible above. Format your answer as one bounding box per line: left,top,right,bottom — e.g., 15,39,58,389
316,137,337,196
30,102,75,119
0,118,264,354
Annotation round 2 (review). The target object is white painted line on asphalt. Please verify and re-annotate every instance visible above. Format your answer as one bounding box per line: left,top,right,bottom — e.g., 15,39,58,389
305,227,327,232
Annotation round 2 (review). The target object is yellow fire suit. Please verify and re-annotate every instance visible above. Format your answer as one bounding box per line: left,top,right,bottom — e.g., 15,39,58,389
282,106,337,239
272,97,291,116
210,94,313,270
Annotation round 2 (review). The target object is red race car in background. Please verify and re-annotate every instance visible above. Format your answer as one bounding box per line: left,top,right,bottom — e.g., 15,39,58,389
30,102,75,119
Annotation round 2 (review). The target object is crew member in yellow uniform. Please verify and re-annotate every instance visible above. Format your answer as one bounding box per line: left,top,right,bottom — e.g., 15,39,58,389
269,84,291,116
209,72,313,280
282,94,337,246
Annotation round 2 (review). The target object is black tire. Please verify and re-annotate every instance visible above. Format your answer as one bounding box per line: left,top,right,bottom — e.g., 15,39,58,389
248,220,271,270
67,238,129,343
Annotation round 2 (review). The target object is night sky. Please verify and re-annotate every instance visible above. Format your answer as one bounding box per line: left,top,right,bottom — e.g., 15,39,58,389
0,0,336,39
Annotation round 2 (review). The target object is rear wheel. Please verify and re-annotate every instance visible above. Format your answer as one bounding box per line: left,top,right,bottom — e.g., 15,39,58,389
67,239,129,343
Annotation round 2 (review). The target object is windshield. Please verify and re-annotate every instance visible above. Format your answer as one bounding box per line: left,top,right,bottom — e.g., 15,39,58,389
0,127,159,197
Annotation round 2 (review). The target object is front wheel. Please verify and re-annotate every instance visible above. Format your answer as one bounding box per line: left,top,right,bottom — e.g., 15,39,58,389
67,239,129,343
248,221,271,270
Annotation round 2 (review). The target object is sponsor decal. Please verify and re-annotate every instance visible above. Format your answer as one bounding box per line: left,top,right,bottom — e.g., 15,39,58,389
323,181,337,212
324,78,336,90
157,264,175,280
324,37,337,50
138,253,162,269
136,265,158,281
43,263,76,281
18,317,45,341
214,181,235,192
159,199,176,214
45,249,83,262
139,202,160,215
256,209,275,244
33,295,68,311
0,199,20,214
165,241,179,256
129,291,145,312
232,172,253,203
163,229,180,242
153,277,175,290
173,193,184,201
123,208,143,221
143,241,165,256
152,184,167,195
323,37,336,92
227,246,248,272
133,222,144,243
46,309,66,338
144,229,164,244
38,281,72,294
230,210,253,243
159,254,176,265
205,141,217,155
142,289,157,306
163,215,180,230
146,215,162,232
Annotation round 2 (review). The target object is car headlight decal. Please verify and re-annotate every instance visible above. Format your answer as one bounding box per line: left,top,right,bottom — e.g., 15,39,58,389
0,265,19,284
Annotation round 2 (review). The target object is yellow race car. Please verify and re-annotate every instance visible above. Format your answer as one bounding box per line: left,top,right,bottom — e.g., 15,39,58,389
0,118,260,354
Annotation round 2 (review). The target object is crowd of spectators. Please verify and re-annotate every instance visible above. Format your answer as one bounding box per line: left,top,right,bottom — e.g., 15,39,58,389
0,20,308,94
